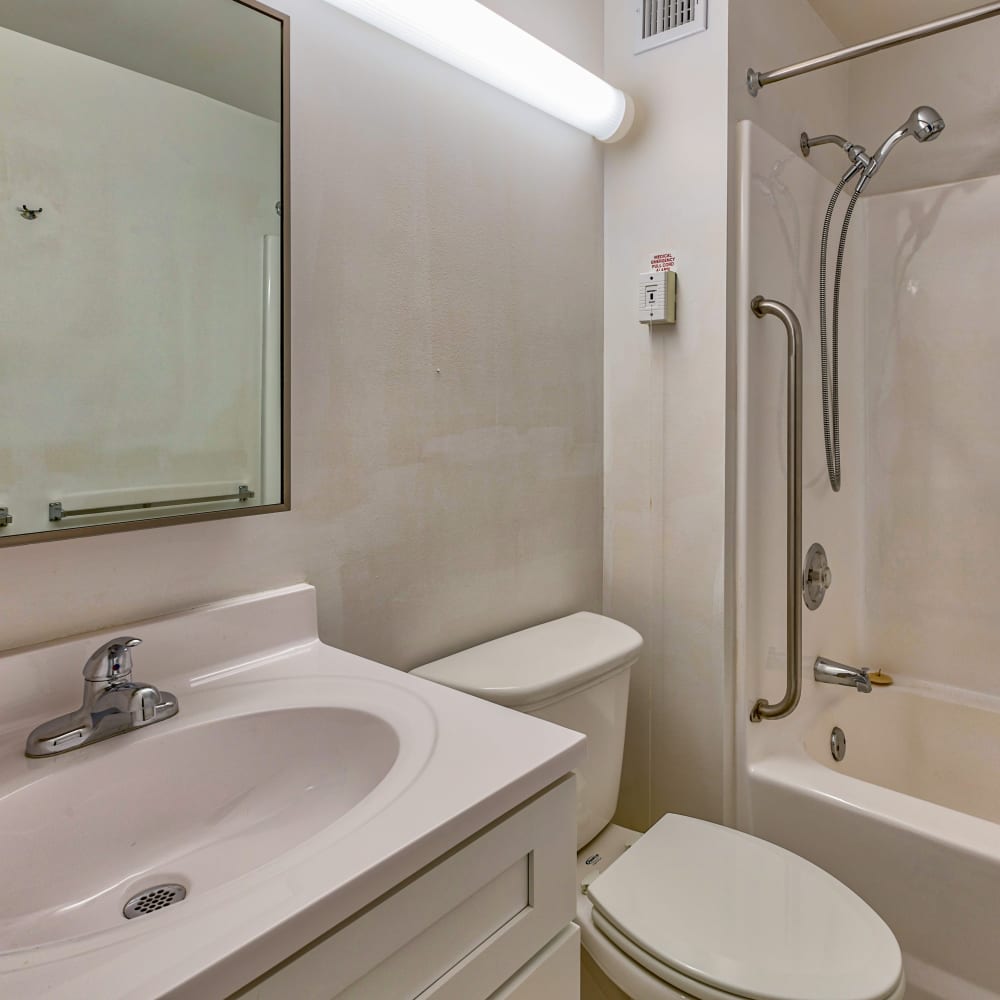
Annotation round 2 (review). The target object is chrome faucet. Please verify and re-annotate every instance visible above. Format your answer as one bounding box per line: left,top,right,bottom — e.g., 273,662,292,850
813,656,872,694
25,637,179,758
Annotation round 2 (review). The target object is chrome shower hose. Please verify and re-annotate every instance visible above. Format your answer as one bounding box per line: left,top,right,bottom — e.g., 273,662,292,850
819,176,862,493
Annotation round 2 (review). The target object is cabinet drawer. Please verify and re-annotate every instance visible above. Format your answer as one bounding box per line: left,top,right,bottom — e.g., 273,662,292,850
236,776,576,1000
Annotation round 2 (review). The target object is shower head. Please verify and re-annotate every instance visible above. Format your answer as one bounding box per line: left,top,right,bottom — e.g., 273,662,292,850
858,106,945,190
905,105,946,143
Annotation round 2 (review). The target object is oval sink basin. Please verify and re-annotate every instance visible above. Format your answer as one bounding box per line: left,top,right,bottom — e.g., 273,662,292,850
0,702,401,952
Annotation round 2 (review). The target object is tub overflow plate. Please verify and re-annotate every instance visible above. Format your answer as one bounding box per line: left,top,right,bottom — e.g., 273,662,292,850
830,726,847,762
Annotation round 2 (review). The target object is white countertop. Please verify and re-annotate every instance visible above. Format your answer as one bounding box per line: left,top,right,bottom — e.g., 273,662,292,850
0,585,585,999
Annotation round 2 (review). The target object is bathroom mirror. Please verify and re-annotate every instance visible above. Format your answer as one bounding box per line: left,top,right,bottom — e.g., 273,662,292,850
0,0,290,546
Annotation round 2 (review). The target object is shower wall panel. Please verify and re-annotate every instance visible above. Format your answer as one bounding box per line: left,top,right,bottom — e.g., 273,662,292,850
734,121,867,821
865,175,1000,695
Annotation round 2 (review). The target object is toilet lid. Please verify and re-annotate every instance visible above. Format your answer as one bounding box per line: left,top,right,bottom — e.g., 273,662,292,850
586,815,902,1000
412,612,641,709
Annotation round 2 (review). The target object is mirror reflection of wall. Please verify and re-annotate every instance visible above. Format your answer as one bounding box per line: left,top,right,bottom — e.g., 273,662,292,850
0,0,286,542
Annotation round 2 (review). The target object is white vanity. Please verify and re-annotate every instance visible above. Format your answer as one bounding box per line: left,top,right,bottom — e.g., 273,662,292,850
0,585,584,999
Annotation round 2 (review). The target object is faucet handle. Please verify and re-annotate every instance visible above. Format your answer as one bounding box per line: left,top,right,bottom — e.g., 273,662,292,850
83,636,142,683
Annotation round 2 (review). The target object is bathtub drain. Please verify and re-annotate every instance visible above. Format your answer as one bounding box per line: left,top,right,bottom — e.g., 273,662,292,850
123,884,187,919
830,726,847,762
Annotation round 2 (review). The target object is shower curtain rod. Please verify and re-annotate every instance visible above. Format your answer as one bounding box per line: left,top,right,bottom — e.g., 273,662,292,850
747,1,1000,95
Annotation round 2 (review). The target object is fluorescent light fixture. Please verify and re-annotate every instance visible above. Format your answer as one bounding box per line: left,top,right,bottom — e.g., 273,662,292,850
319,0,635,142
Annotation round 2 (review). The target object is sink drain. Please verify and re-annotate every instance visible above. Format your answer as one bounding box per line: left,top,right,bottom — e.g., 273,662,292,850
123,883,187,919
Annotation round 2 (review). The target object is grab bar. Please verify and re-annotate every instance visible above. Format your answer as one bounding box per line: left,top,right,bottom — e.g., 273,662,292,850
750,296,803,722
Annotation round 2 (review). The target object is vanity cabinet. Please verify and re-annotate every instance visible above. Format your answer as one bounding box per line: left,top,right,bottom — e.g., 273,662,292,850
233,777,579,1000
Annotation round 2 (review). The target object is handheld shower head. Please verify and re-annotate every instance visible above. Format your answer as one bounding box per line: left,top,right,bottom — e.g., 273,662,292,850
906,105,946,143
808,103,944,493
858,106,945,190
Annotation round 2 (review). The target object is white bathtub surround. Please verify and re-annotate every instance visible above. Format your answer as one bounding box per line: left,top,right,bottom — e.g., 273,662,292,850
749,679,1000,1000
803,681,1000,826
736,120,1000,999
735,119,867,750
0,585,584,999
865,172,1000,693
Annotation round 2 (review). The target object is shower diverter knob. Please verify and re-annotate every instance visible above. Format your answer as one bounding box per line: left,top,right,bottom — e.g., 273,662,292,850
803,543,832,611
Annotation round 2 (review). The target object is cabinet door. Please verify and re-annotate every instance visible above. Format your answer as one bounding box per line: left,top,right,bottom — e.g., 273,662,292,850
236,776,577,1000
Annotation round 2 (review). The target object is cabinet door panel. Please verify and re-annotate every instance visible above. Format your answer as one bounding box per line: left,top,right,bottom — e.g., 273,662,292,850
238,777,576,1000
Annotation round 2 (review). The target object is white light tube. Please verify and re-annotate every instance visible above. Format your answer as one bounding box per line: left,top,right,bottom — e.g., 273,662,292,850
319,0,635,142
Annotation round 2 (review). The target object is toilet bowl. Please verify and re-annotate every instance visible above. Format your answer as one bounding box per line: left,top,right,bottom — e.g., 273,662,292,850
413,613,905,1000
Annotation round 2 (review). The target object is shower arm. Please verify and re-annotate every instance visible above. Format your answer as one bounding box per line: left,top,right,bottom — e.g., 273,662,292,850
800,132,872,175
749,297,803,723
800,133,851,155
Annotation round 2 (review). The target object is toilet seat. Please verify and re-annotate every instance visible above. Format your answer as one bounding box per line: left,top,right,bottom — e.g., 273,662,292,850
583,815,904,1000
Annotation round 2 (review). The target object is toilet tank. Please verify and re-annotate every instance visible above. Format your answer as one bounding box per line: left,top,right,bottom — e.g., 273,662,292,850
412,613,642,849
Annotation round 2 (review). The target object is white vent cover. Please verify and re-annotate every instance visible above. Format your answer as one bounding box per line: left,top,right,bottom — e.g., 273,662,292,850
635,0,707,54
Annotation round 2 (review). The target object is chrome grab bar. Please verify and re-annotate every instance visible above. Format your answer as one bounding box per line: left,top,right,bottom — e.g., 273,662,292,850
750,296,803,722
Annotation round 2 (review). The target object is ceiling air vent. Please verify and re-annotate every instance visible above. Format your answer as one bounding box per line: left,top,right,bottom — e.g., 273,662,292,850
635,0,707,54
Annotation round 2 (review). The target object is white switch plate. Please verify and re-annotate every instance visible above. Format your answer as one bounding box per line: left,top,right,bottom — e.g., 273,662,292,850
639,271,677,325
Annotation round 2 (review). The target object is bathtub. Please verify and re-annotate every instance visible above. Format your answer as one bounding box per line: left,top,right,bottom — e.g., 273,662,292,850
735,121,1000,998
746,681,1000,1000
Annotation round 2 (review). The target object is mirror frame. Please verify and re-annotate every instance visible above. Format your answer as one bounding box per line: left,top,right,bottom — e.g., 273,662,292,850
1,0,291,548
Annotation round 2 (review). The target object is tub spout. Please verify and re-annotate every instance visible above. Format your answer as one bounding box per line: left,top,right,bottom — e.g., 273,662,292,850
814,657,872,694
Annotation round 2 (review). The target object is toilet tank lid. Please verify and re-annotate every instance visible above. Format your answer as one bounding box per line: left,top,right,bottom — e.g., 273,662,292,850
411,612,642,709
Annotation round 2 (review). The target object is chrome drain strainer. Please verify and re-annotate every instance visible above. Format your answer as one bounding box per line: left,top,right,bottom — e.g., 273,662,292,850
123,883,187,919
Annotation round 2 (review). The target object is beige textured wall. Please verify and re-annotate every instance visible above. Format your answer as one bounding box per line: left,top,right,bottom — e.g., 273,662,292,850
0,0,605,668
604,0,731,829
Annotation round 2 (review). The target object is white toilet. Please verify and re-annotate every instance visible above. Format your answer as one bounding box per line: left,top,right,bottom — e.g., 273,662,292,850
413,612,905,1000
